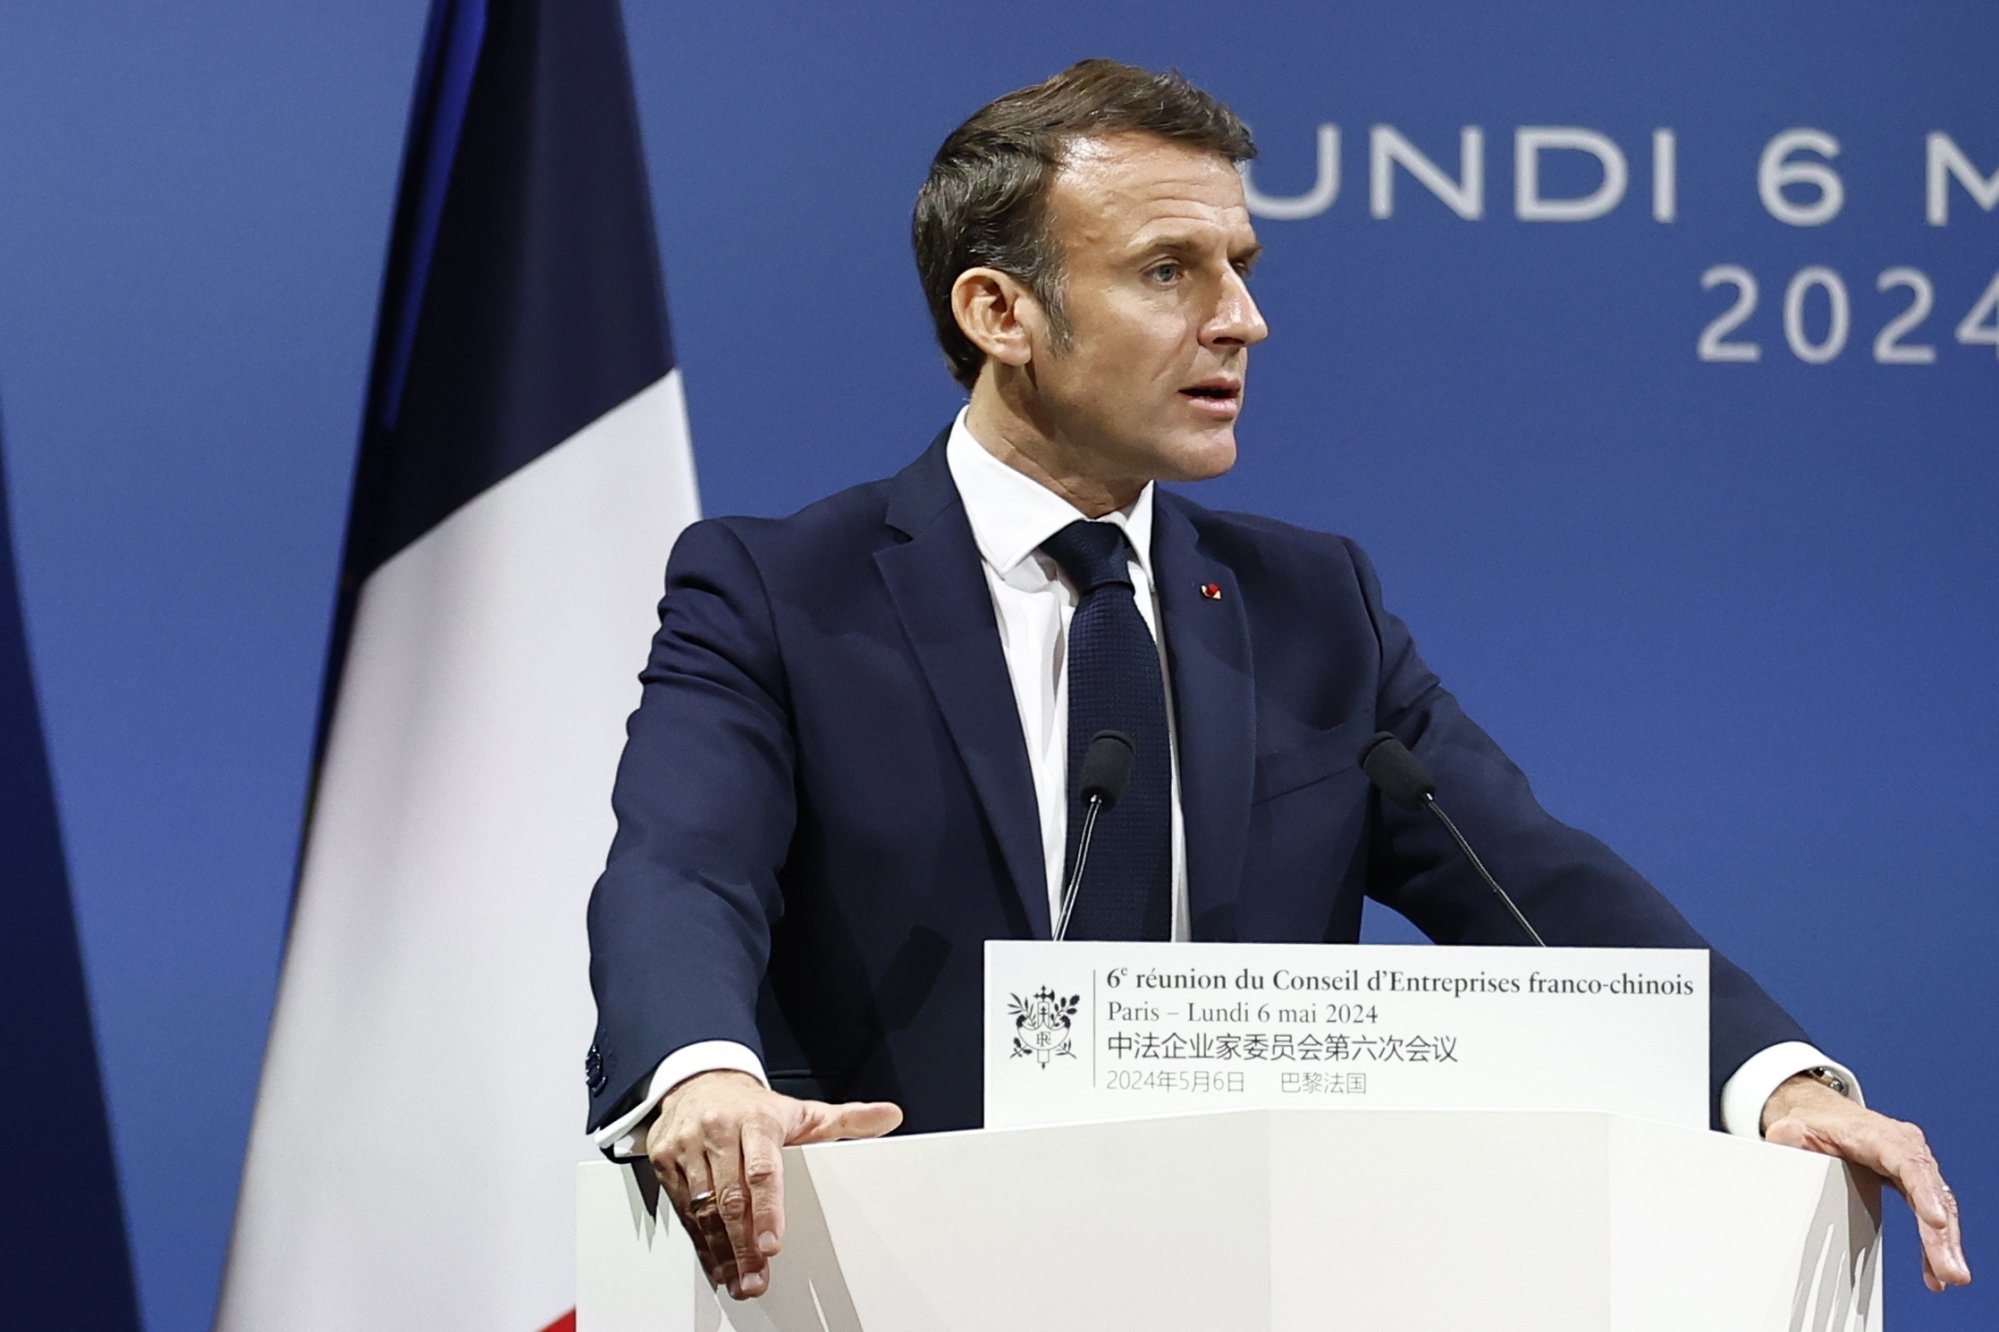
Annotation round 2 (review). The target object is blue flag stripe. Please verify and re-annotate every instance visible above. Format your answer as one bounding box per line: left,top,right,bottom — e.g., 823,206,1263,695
0,409,141,1328
345,0,672,587
376,0,490,437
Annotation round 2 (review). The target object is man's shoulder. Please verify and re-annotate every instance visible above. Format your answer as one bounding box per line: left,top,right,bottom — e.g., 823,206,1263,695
705,473,895,542
672,468,908,581
1158,487,1365,569
686,430,955,560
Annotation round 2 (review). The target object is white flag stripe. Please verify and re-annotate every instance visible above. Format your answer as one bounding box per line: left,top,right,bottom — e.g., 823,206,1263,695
220,371,697,1330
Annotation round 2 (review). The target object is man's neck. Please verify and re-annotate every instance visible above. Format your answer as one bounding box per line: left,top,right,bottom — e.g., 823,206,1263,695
964,382,1141,519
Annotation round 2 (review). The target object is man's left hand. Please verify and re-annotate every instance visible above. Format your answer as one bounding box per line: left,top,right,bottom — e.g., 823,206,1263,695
1762,1073,1971,1291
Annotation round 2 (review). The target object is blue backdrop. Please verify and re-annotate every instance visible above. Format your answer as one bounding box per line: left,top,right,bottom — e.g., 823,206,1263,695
0,3,1991,1328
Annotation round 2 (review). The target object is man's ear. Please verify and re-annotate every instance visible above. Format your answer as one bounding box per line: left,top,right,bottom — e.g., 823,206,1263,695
950,267,1042,369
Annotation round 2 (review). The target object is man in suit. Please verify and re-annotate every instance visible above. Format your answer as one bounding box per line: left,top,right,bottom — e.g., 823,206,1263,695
585,60,1968,1301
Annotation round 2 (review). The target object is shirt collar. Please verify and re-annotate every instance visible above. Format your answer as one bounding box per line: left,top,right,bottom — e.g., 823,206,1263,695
944,407,1156,584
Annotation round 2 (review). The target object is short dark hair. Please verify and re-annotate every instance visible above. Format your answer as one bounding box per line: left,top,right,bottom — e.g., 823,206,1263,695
912,60,1258,389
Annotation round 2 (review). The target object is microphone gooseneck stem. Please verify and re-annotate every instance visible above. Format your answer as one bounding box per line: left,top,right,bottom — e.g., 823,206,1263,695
1422,798,1547,947
1054,796,1105,943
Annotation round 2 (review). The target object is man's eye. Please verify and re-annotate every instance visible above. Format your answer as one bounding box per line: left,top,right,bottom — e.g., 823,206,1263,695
1146,261,1182,283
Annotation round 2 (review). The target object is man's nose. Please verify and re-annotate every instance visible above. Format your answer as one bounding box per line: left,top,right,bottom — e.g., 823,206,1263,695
1206,272,1269,347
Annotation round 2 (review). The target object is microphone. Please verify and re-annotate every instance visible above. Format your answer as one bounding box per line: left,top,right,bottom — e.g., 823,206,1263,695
1356,732,1547,947
1054,730,1135,942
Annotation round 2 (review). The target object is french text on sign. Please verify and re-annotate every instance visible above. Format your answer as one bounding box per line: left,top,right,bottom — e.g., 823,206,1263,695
985,941,1708,1131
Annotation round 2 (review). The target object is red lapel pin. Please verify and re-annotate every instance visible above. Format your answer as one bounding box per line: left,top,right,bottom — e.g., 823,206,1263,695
1199,582,1223,601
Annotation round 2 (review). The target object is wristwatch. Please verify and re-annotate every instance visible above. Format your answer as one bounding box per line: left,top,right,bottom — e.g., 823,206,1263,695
1804,1065,1851,1097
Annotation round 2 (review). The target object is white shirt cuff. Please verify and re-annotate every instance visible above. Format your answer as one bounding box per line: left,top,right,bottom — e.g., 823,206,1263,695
1718,1040,1863,1138
592,1040,770,1159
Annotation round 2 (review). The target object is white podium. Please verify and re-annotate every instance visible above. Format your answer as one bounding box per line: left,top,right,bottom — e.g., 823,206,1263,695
577,1109,1881,1331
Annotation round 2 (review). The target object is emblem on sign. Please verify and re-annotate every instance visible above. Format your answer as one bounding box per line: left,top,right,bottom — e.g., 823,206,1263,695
1008,987,1080,1068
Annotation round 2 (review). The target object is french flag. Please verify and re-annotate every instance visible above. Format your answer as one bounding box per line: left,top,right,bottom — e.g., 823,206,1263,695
219,1,697,1327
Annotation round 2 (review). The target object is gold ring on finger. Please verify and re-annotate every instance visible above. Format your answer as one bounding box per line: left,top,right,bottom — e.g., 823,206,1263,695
689,1189,719,1213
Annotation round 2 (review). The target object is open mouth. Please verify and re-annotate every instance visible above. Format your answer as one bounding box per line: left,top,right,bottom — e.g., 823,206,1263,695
1179,381,1243,414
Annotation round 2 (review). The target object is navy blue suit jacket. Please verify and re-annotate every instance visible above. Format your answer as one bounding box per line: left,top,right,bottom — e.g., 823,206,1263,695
585,433,1808,1135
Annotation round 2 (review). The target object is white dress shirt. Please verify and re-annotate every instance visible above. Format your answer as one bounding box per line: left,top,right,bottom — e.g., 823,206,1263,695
940,413,1190,942
595,409,1855,1154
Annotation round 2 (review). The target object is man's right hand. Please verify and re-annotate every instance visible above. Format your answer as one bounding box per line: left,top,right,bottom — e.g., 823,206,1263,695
645,1069,903,1299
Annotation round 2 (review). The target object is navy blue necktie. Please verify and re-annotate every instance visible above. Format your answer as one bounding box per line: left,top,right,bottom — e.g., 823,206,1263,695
1041,519,1171,941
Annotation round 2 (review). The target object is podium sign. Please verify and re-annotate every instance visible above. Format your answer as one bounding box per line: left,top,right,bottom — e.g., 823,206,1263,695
985,941,1708,1129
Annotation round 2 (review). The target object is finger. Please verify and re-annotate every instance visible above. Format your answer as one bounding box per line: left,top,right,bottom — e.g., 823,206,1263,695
647,1126,687,1216
789,1098,905,1144
641,1118,696,1242
708,1139,767,1299
1912,1187,1968,1288
1929,1183,1970,1287
677,1150,734,1290
741,1111,788,1263
645,1114,712,1263
1874,1136,1970,1288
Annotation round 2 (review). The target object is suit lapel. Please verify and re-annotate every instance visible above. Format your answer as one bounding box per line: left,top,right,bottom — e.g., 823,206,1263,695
1153,495,1255,940
875,438,1049,938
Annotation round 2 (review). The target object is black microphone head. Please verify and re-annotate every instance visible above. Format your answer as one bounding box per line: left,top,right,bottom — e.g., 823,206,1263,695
1079,729,1136,809
1357,731,1436,811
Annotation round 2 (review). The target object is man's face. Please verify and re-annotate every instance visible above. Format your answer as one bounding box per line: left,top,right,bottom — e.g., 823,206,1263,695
1019,132,1268,489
